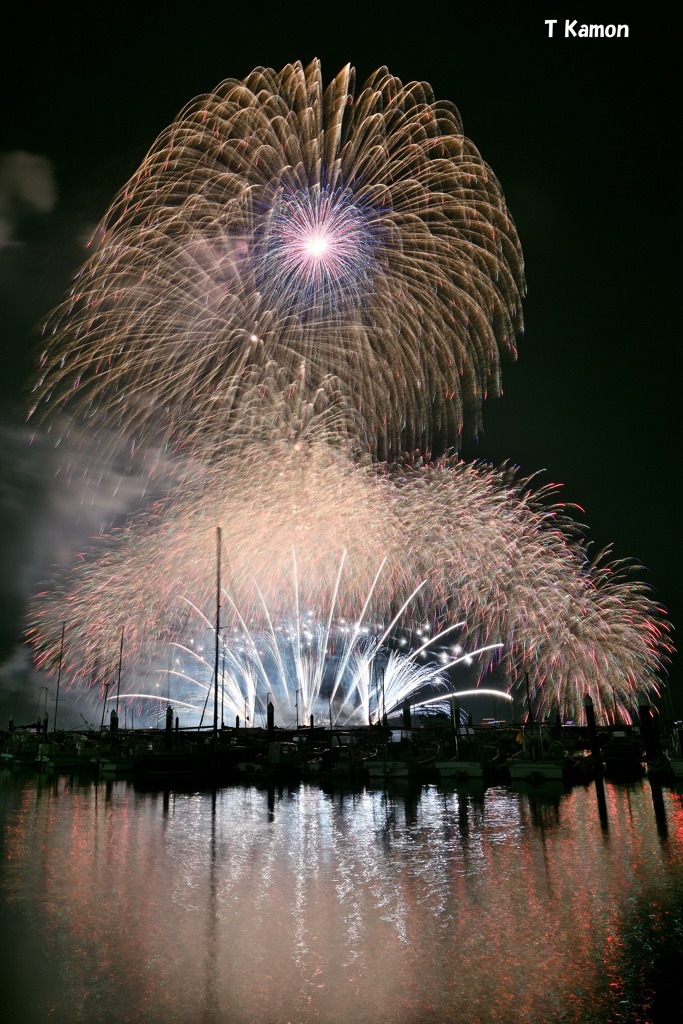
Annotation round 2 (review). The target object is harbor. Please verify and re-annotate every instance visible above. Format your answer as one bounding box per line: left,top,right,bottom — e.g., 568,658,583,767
3,698,683,789
0,15,677,1024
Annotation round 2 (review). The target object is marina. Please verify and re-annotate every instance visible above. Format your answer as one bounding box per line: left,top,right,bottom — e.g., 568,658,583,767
4,713,683,788
0,23,677,1024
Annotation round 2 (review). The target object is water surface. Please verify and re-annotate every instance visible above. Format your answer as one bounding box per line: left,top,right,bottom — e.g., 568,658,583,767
1,771,682,1023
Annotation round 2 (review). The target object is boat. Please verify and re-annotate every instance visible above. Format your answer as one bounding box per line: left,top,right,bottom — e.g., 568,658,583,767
505,725,569,783
236,740,305,781
366,733,436,782
99,747,137,776
506,755,568,783
664,755,683,780
565,750,596,782
436,751,499,780
320,731,374,782
648,723,683,781
39,737,99,772
1,731,47,768
435,729,500,781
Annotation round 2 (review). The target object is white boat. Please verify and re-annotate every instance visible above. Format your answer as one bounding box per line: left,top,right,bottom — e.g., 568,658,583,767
436,758,487,780
505,725,569,783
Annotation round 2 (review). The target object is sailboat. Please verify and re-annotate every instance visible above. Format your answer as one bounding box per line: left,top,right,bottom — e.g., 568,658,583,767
366,729,436,781
505,723,569,782
436,732,500,780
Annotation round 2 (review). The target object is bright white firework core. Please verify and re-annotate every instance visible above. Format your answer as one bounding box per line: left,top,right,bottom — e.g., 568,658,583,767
280,193,362,285
304,231,330,260
256,186,374,313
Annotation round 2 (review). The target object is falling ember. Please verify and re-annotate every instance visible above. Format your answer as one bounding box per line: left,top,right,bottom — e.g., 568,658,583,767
26,63,672,723
31,60,524,461
28,417,672,724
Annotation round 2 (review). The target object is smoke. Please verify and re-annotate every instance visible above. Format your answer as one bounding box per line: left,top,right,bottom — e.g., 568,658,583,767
0,151,57,249
0,410,199,723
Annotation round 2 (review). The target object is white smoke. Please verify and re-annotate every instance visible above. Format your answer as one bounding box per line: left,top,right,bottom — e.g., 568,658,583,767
0,151,57,248
0,412,201,726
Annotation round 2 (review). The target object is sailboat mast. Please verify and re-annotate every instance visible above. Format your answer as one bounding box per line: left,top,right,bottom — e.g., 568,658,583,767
115,629,124,716
53,621,65,736
214,526,221,739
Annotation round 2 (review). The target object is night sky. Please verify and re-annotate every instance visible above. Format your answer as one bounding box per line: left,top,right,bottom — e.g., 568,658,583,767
0,6,679,719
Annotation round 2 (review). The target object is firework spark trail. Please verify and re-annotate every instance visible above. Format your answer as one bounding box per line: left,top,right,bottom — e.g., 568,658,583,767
160,616,455,730
396,456,672,720
27,432,409,693
28,440,672,723
25,63,673,725
31,60,524,461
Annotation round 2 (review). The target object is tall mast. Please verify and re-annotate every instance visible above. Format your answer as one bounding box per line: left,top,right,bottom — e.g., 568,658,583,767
53,621,65,736
213,526,221,739
115,628,124,716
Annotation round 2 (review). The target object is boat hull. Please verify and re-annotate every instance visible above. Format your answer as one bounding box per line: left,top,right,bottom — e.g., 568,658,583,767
436,759,486,780
506,758,567,782
366,756,435,781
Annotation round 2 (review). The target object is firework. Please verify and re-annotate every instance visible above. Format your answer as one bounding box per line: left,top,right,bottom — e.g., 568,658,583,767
25,62,672,728
156,614,468,730
396,457,672,722
28,444,672,724
31,60,524,460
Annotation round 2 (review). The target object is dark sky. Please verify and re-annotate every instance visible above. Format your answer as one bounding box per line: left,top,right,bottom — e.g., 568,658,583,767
0,6,679,716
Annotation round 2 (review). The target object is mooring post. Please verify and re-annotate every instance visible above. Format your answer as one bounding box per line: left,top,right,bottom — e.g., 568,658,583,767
213,527,222,743
583,694,603,777
584,694,609,827
450,698,460,754
53,621,65,738
165,706,173,749
638,693,661,759
450,697,459,731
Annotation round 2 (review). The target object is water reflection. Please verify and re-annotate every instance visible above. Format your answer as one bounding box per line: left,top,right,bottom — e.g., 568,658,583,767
649,781,669,839
1,770,682,1023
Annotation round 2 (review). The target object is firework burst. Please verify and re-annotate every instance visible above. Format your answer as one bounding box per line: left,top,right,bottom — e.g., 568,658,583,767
28,441,672,723
32,60,524,461
26,62,672,727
